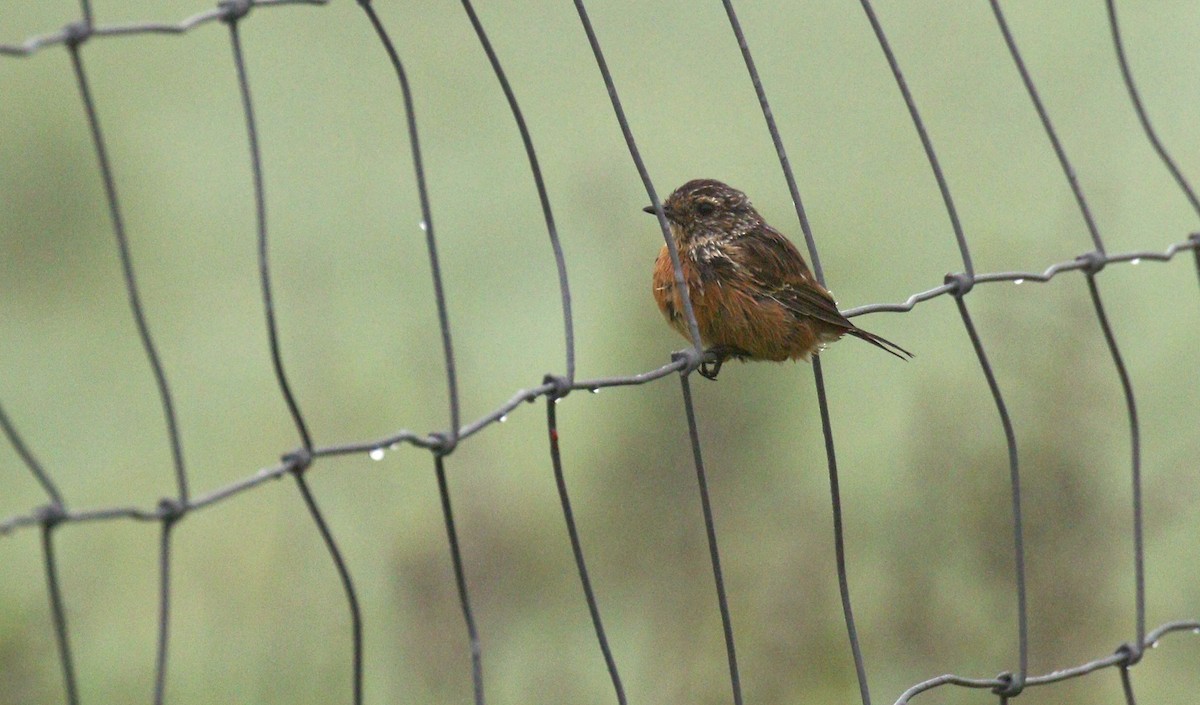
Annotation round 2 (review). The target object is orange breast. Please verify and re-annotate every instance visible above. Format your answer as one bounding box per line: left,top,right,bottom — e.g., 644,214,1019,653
652,245,696,341
652,245,826,361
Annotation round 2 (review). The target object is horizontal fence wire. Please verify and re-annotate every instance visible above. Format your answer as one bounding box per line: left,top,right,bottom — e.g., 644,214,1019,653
2,3,1199,705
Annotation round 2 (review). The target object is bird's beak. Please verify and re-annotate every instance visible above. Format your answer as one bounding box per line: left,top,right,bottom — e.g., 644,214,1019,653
642,205,658,215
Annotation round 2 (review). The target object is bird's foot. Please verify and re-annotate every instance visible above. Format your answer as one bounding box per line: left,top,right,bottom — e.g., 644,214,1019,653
698,346,749,381
699,357,725,380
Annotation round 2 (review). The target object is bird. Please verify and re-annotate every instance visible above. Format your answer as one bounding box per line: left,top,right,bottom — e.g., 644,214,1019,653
645,178,911,379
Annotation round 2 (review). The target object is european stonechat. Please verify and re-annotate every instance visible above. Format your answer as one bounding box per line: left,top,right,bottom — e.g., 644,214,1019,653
646,179,911,379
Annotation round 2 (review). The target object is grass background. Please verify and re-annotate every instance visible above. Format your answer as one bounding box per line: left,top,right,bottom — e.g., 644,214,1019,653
2,1,1198,704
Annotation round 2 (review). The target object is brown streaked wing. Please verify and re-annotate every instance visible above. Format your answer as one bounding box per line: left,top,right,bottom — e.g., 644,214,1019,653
738,226,853,330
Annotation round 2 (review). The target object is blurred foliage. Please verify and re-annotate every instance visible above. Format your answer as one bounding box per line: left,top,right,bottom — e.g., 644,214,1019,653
2,1,1199,704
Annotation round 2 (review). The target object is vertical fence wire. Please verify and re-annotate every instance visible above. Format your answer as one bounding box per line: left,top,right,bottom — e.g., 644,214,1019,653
355,0,462,452
1104,0,1200,292
355,6,483,698
0,404,63,508
290,472,365,705
718,4,874,702
151,516,177,705
1086,268,1146,652
1099,5,1200,661
987,0,1105,254
718,0,826,283
67,8,190,505
0,401,72,705
858,3,1030,694
1118,661,1138,705
66,9,191,705
951,291,1027,698
459,0,576,385
226,10,364,703
570,2,742,702
433,455,485,705
856,0,974,277
226,5,313,454
678,373,742,705
570,0,705,355
1105,0,1200,220
39,520,78,705
545,392,627,704
811,363,871,704
987,0,1148,664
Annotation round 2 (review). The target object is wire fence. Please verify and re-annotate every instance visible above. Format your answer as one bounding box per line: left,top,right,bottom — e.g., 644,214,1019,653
2,2,1198,705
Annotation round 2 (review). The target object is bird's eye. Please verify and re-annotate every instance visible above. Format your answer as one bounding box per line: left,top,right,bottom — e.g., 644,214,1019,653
696,201,716,217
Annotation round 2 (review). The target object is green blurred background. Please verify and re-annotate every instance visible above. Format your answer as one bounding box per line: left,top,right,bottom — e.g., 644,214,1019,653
2,1,1198,703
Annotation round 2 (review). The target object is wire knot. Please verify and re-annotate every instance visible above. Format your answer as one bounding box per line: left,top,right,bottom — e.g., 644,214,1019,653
35,503,67,528
670,347,704,376
428,431,457,457
62,21,92,48
542,374,571,401
991,671,1024,699
1115,640,1143,668
281,448,313,474
1076,250,1106,275
218,0,253,24
157,497,186,525
943,271,975,297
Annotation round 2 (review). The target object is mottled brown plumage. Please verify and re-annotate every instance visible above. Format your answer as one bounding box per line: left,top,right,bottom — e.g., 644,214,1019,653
646,179,911,379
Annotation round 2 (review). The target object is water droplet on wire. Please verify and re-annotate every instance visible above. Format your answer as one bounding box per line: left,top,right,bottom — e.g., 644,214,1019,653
419,220,428,232
498,415,508,423
368,448,385,461
1014,278,1025,285
589,388,600,394
1131,258,1141,265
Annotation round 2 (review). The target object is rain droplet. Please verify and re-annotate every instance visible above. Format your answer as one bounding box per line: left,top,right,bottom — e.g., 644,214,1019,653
419,220,428,232
554,397,561,405
1150,640,1160,649
1014,278,1025,285
369,448,385,461
1131,258,1141,265
389,442,401,451
589,388,600,394
498,414,508,423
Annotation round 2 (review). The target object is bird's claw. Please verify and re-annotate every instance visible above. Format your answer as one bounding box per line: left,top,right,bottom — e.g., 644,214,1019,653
698,346,752,380
698,358,723,380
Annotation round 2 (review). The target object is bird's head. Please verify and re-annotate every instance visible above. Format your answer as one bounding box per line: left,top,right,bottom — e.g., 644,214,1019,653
643,179,758,239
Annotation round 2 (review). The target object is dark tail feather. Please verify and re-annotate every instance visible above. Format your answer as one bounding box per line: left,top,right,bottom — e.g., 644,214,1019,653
848,327,913,361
